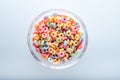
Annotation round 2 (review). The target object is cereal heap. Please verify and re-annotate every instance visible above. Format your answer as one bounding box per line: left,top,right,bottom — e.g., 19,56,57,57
32,14,83,64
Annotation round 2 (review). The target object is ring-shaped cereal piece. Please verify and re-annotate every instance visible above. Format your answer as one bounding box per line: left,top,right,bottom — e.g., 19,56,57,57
34,23,39,29
43,27,48,32
56,38,61,43
51,32,57,38
69,40,73,46
66,30,71,37
73,40,78,46
75,34,80,40
58,52,65,58
59,33,64,39
42,33,48,38
66,21,71,27
48,47,54,53
33,34,40,40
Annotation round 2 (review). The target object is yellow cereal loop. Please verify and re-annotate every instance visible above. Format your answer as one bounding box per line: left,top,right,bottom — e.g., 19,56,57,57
66,21,71,27
75,34,80,40
69,40,73,46
77,31,82,36
62,23,66,29
73,40,78,46
66,30,71,36
70,34,75,40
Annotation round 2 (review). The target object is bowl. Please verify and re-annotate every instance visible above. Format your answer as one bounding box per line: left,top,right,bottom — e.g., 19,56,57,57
27,9,88,69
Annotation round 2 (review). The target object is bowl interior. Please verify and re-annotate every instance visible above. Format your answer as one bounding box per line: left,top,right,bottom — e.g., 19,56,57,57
27,9,88,69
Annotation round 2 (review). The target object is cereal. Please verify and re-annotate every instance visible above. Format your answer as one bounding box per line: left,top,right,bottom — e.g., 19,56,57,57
31,13,84,64
58,52,65,58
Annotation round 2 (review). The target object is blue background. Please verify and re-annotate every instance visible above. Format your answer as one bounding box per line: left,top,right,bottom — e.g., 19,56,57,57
0,0,120,79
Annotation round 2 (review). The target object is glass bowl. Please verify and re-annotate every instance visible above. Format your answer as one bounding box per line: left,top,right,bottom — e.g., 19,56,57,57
27,9,88,69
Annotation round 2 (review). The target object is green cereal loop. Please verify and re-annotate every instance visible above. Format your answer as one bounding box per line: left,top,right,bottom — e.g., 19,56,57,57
71,46,74,50
41,40,44,46
70,48,73,52
56,38,61,43
70,53,76,57
75,51,79,54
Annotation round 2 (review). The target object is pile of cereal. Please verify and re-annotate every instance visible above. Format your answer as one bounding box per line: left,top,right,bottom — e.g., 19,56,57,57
32,14,83,64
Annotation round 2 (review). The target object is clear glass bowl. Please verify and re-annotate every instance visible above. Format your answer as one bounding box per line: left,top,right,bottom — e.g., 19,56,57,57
27,9,88,69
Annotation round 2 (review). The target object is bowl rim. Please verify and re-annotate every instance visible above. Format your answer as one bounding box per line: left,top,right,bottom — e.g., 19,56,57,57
27,9,88,69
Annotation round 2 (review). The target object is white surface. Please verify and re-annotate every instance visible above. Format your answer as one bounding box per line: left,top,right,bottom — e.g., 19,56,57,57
0,0,120,79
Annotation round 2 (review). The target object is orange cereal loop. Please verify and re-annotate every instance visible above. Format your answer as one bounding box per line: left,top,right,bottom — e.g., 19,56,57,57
47,17,52,22
66,48,71,53
70,19,75,26
50,44,56,49
43,21,47,25
51,32,56,38
53,61,59,64
47,22,50,27
54,16,58,22
48,47,53,53
51,17,56,22
39,20,45,26
64,53,69,59
53,59,60,64
33,34,40,40
56,31,60,34
66,21,71,27
52,50,55,54
53,41,59,47
53,59,57,62
69,40,73,46
56,48,60,53
32,37,35,41
59,49,64,52
46,17,51,22
34,23,39,29
69,25,73,29
38,34,42,40
59,33,64,39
